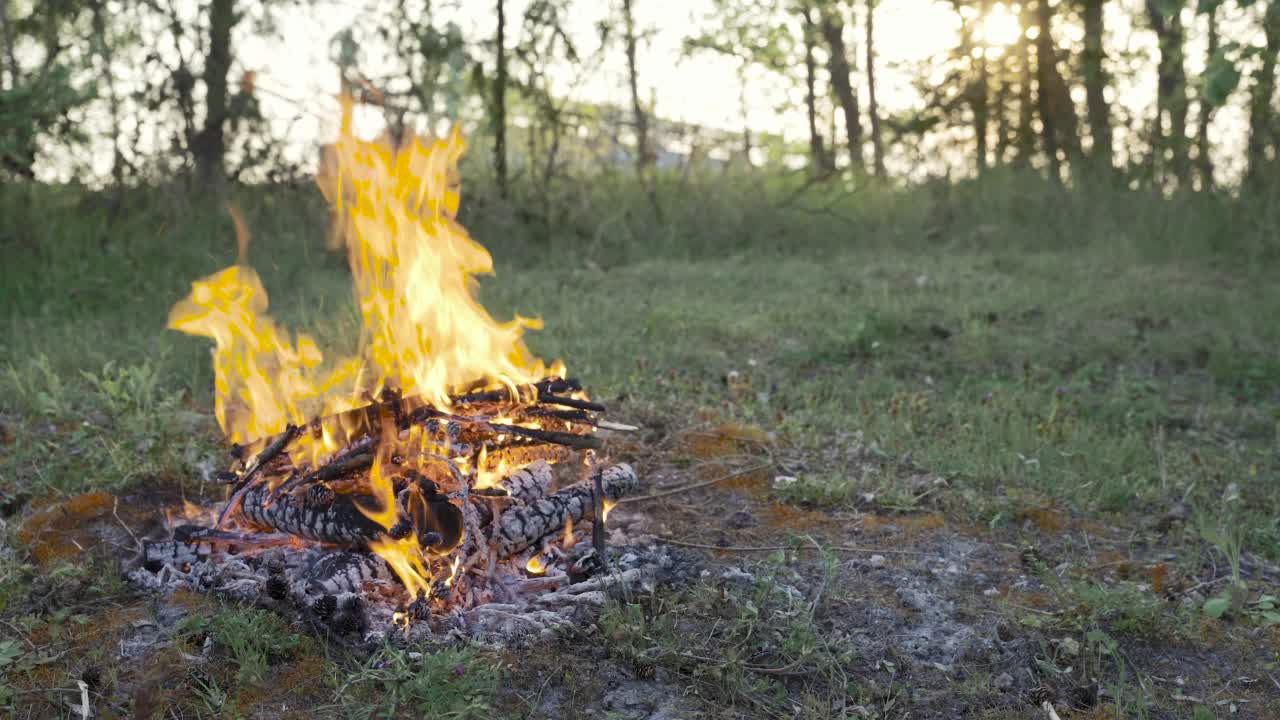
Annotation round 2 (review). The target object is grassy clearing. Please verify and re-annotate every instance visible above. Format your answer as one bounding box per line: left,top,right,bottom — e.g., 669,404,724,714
2,170,1279,717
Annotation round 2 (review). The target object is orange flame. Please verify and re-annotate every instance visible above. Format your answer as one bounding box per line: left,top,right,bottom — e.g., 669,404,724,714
170,97,559,445
169,96,567,597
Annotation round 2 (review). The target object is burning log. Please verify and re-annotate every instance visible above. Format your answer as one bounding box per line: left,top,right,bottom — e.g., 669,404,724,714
497,460,552,503
239,482,389,545
301,550,392,596
493,463,637,557
141,96,659,637
238,478,463,553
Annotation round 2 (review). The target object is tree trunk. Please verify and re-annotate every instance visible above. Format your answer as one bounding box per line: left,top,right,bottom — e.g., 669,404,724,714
195,0,235,184
494,0,508,198
1035,0,1061,181
865,0,886,178
973,0,990,175
737,63,752,164
817,6,863,173
1081,0,1113,168
90,0,125,187
0,0,17,92
1195,4,1217,189
1246,0,1280,186
1015,0,1035,167
1147,0,1189,186
622,0,651,174
994,50,1011,164
802,4,830,175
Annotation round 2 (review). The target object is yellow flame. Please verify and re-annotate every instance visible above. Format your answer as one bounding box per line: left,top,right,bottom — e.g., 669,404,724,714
168,97,575,600
167,265,328,445
526,554,546,575
322,97,554,411
602,499,616,523
359,447,399,531
169,95,560,447
371,535,433,599
444,555,462,587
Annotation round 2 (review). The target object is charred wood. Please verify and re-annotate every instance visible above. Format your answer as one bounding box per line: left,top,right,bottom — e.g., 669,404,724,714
217,423,300,527
487,423,602,450
592,460,608,568
493,463,637,557
499,460,552,503
239,482,389,545
301,550,390,596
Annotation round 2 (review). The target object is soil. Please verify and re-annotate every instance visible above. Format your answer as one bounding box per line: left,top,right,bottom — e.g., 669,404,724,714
6,431,1280,720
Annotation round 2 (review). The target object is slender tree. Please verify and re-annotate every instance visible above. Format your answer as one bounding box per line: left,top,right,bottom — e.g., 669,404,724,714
1035,0,1083,179
1147,0,1190,185
801,4,829,174
973,0,990,174
1014,0,1035,166
1080,0,1113,168
994,47,1012,164
1246,0,1280,185
621,0,651,174
1035,0,1062,180
1195,1,1220,188
494,0,509,198
817,2,863,172
193,0,235,183
865,0,886,177
90,0,127,186
0,1,15,92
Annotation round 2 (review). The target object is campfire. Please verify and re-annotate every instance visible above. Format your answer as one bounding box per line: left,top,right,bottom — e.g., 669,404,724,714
129,99,654,641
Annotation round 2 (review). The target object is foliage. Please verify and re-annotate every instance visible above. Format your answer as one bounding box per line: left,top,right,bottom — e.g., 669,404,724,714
176,605,303,685
1,356,222,496
331,645,500,719
0,64,93,179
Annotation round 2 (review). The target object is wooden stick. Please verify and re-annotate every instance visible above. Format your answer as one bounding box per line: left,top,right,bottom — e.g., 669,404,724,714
537,393,606,412
217,423,300,528
452,377,581,405
655,537,925,556
590,453,607,568
621,463,771,503
494,464,638,557
486,422,603,449
265,450,376,506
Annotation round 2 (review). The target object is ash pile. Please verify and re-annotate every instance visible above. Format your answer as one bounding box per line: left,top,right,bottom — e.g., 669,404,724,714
126,378,687,646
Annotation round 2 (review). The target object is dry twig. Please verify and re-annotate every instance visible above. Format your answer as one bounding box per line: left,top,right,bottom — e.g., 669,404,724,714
656,536,923,556
622,462,772,503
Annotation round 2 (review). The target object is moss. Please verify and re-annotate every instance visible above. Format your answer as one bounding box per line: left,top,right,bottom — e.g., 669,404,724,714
17,491,115,565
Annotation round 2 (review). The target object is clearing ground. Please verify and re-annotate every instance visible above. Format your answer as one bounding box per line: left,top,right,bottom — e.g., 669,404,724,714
3,186,1279,718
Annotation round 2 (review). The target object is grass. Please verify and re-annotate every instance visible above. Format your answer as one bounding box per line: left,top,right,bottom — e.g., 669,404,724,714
175,605,304,685
600,550,851,719
330,644,500,719
2,166,1279,717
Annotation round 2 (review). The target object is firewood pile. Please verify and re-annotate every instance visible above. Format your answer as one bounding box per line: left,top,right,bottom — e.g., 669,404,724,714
127,376,678,643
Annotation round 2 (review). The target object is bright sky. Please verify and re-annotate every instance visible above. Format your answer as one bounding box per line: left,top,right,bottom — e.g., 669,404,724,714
237,0,966,166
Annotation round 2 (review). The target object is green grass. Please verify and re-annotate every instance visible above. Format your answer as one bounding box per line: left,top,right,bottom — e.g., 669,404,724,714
329,644,500,719
3,170,1279,547
176,605,304,685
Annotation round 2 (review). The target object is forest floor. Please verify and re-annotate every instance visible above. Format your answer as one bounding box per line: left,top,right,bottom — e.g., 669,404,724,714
3,191,1280,718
